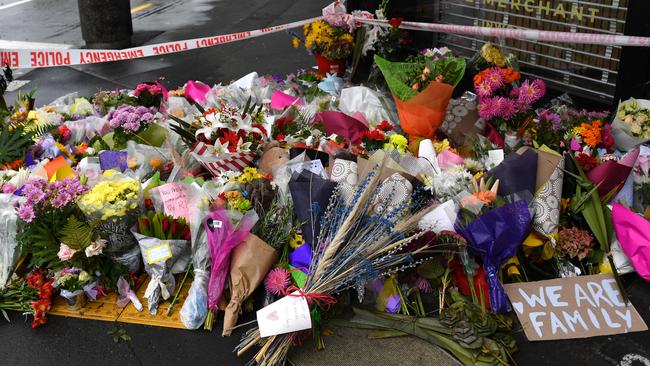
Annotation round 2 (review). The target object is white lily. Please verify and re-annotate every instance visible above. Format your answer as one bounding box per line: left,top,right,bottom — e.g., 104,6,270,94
208,139,230,156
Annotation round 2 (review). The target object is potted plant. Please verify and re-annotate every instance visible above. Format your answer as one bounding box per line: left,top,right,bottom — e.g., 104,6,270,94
292,20,354,77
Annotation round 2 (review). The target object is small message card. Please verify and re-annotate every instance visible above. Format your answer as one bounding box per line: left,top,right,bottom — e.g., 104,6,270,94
257,292,312,338
146,242,173,265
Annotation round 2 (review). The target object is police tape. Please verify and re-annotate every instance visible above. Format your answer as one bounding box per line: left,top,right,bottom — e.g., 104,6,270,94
355,18,650,47
3,11,650,70
0,16,323,69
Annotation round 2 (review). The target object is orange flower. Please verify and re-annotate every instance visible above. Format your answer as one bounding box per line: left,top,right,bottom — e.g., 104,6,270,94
474,190,497,204
502,67,520,84
574,120,602,148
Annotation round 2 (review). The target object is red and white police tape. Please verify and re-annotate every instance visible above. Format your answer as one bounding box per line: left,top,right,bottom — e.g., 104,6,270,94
356,18,650,47
0,16,323,69
2,12,650,70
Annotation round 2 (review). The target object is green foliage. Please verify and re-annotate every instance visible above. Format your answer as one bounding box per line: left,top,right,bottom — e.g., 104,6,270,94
59,216,95,251
374,54,466,101
168,114,197,147
0,125,33,165
108,326,131,343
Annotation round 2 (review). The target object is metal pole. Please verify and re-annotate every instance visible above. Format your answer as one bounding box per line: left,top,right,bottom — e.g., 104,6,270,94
77,0,133,49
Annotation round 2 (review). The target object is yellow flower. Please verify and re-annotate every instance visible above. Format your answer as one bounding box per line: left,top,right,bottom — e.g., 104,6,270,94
234,167,263,184
384,134,408,154
433,139,450,153
289,232,305,249
292,37,300,49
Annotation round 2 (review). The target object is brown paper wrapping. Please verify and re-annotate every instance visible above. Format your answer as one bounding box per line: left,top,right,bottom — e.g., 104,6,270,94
222,234,278,336
395,81,454,139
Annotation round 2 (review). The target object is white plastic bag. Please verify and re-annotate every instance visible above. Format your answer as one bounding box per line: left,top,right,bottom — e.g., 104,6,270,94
0,194,24,289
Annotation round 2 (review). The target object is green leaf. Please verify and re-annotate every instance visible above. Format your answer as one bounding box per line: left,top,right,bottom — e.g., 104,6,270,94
0,126,32,165
1,309,9,323
59,216,94,251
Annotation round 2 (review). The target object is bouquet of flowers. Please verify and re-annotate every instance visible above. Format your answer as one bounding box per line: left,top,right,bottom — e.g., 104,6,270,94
107,105,157,149
203,207,258,331
474,67,545,140
293,19,354,77
53,267,94,309
374,51,466,139
133,211,191,314
235,161,449,365
132,81,167,109
612,98,650,151
0,268,53,328
16,177,88,269
77,171,142,272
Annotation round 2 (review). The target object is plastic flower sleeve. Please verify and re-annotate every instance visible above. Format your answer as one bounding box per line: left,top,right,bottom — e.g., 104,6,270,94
613,203,650,281
455,200,532,313
0,194,24,288
205,208,258,313
133,229,190,315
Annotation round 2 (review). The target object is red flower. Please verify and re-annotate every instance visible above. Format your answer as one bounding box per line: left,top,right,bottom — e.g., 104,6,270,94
39,280,54,300
362,129,385,141
376,120,394,132
275,134,286,141
451,258,491,309
26,269,45,289
601,124,615,150
32,299,51,314
575,152,599,172
218,130,241,152
31,316,47,329
388,17,403,28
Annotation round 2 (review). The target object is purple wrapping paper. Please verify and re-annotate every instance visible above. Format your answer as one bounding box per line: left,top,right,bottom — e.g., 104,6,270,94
487,148,538,197
455,200,532,313
289,242,312,273
313,110,368,145
99,150,128,172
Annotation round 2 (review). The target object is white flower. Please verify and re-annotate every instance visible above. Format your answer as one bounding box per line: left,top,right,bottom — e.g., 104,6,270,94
85,238,107,257
208,139,230,155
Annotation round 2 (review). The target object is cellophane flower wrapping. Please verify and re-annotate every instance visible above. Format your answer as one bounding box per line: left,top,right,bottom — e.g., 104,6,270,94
205,208,258,313
180,182,232,329
132,229,190,315
0,194,25,289
455,199,532,313
612,98,650,151
77,171,143,272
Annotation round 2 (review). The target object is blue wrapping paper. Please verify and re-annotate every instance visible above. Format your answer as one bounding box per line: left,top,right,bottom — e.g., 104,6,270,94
289,242,312,274
455,200,532,313
99,150,128,172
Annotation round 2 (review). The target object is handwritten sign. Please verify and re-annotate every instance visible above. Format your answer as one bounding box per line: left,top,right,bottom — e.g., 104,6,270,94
504,274,647,341
155,183,190,222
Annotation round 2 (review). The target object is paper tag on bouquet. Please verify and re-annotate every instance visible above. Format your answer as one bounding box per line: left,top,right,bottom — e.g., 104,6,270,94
485,149,505,170
257,291,312,337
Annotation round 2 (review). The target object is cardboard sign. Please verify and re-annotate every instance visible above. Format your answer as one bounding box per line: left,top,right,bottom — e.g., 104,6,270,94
156,183,190,222
256,292,311,338
504,274,647,341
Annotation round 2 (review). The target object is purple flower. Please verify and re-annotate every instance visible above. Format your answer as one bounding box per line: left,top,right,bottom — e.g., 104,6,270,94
415,277,433,294
385,294,401,313
496,97,517,119
17,204,35,222
478,97,501,120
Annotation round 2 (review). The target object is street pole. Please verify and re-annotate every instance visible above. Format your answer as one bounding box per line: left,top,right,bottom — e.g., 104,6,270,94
77,0,133,49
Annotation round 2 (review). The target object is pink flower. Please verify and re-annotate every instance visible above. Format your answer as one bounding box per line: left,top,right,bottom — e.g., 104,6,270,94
517,79,545,105
17,204,35,222
415,277,433,294
483,67,505,90
475,81,494,98
478,97,501,120
496,97,517,119
264,268,290,296
1,184,16,194
57,243,77,261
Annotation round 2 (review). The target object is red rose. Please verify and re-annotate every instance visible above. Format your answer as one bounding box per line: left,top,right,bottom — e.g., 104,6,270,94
388,17,403,28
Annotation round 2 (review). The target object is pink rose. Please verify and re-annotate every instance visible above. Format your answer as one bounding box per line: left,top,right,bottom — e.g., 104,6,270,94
57,243,77,261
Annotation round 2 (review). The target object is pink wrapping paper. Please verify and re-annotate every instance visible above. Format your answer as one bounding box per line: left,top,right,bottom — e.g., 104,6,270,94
587,148,639,198
613,203,650,282
314,110,368,144
437,149,465,170
185,80,211,104
270,90,303,110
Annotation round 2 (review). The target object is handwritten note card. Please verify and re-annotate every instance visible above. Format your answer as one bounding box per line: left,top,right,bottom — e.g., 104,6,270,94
257,292,312,338
156,183,190,222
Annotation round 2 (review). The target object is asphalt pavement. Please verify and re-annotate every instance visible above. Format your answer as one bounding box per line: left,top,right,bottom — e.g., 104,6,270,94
1,0,650,365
